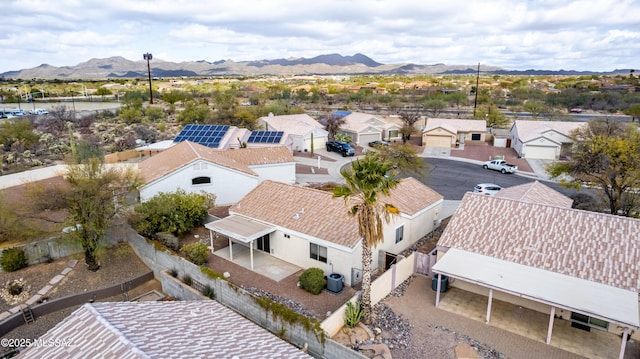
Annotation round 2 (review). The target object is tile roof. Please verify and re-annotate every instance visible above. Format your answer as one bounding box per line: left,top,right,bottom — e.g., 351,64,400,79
18,301,312,359
138,141,293,184
424,118,487,133
438,193,640,292
260,114,325,136
513,120,585,143
494,181,573,208
230,178,442,249
337,111,387,133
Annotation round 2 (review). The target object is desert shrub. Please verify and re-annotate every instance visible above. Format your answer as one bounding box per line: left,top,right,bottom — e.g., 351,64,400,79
155,232,179,251
25,181,69,211
344,301,364,328
202,285,215,299
169,268,179,277
129,189,215,238
182,274,193,286
181,242,209,265
299,267,326,295
1,247,29,272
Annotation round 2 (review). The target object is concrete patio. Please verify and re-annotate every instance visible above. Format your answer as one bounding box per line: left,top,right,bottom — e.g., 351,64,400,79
213,243,301,282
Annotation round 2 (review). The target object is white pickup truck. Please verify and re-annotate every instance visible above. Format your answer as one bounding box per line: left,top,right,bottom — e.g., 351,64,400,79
483,160,518,174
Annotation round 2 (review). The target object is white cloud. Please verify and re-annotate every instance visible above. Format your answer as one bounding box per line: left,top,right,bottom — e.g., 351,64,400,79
0,0,638,73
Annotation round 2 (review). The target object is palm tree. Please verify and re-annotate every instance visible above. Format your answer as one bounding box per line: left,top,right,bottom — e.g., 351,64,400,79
333,155,400,323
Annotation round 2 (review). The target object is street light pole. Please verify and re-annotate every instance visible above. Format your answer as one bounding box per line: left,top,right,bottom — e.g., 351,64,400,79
143,53,153,104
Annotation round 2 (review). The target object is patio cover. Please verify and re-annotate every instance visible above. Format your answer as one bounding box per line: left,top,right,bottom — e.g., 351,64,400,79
205,215,275,243
433,248,639,328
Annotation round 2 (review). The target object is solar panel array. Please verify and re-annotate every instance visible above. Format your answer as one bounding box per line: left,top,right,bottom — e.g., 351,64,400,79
173,124,230,148
247,131,284,143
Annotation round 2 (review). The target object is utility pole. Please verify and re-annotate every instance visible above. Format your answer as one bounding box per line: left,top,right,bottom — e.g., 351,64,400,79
473,62,480,117
143,53,153,104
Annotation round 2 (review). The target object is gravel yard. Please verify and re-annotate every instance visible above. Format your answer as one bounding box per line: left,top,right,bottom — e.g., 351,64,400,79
0,242,160,352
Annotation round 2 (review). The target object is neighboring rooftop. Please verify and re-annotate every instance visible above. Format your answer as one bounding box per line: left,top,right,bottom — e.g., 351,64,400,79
438,193,640,292
17,301,312,359
424,118,487,133
494,181,573,208
512,120,586,142
231,178,442,249
138,141,293,184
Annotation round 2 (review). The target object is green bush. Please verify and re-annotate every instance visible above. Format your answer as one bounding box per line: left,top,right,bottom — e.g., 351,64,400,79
202,285,215,299
182,274,193,287
299,267,326,295
344,301,364,328
129,189,215,238
1,247,29,272
181,242,209,265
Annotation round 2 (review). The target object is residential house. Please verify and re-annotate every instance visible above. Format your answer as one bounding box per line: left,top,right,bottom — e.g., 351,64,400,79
422,118,487,148
258,113,329,153
331,111,402,146
138,141,295,204
172,124,293,152
206,178,443,286
17,301,312,358
509,120,585,159
433,192,640,357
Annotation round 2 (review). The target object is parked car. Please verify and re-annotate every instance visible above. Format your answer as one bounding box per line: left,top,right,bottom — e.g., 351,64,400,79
482,160,518,174
570,108,583,113
368,140,389,148
29,108,49,115
473,183,503,196
326,141,355,157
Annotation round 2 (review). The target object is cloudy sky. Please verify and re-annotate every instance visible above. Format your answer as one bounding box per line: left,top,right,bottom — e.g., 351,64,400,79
1,0,639,73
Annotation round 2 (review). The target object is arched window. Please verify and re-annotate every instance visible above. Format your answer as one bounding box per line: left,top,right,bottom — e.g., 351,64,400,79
192,176,211,185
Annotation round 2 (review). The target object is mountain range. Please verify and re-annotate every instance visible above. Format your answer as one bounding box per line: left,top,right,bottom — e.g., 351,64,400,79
0,53,630,80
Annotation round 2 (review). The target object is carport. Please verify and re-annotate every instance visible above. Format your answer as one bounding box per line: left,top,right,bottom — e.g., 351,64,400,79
205,215,275,270
433,248,639,359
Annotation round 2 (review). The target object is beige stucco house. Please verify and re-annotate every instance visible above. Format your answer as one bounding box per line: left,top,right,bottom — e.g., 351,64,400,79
332,111,402,146
206,178,443,286
509,120,586,159
258,113,328,153
433,185,640,358
138,141,295,205
422,118,487,148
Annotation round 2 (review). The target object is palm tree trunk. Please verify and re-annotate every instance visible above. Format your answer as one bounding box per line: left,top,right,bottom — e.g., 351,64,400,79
361,239,373,324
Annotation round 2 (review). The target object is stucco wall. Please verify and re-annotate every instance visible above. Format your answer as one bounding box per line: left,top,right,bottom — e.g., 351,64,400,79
140,161,259,204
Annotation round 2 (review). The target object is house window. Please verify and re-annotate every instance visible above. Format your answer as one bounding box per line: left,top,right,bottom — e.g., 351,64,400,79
192,176,211,185
388,130,399,139
471,133,481,141
310,243,327,263
570,312,608,331
395,226,404,243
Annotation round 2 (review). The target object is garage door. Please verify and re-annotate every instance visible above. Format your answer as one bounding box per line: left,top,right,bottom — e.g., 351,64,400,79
305,136,326,152
425,135,452,148
359,133,381,146
525,145,557,159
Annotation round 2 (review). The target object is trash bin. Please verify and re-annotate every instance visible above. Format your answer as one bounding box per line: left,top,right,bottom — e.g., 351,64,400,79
327,273,344,293
431,274,449,292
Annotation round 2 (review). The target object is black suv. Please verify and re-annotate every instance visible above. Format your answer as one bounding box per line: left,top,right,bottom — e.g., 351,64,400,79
326,141,355,157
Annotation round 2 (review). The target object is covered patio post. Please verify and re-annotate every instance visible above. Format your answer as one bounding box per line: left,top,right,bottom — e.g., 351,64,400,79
546,306,555,344
228,237,233,261
249,241,255,270
619,327,629,359
435,273,442,307
485,288,493,324
209,230,214,254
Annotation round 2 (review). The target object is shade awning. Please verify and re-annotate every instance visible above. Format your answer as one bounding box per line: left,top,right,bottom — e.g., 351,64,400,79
433,248,639,328
205,216,275,244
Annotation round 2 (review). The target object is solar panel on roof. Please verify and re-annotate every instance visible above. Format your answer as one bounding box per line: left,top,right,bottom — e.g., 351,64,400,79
247,131,284,143
173,124,230,148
